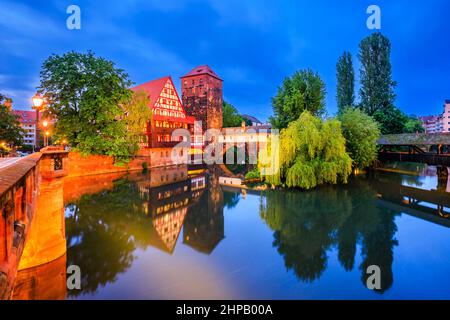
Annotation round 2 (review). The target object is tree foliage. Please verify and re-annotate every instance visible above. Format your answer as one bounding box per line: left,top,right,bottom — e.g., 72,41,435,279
270,69,326,129
358,33,407,134
222,101,243,127
372,105,407,135
339,108,380,169
403,116,425,133
265,111,352,189
122,89,152,155
0,94,25,147
336,52,355,113
38,51,145,161
359,32,396,116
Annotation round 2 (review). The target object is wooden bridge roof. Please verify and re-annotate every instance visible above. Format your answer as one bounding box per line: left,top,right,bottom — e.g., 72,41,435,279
378,133,450,146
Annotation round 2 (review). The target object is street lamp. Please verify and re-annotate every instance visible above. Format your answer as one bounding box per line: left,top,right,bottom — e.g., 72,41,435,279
43,120,49,147
32,93,46,149
32,93,44,108
45,131,50,147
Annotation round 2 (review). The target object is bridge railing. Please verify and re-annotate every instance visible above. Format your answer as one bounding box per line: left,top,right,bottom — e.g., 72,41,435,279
0,153,41,299
0,147,69,299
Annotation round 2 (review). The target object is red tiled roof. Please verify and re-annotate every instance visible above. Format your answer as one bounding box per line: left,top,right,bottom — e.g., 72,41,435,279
131,76,170,106
180,65,222,81
132,76,194,124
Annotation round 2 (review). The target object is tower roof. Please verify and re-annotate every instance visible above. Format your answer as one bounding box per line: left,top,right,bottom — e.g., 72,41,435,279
181,65,222,81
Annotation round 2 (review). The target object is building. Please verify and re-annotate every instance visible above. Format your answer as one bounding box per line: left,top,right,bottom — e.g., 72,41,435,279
180,65,223,132
13,110,37,146
132,76,196,167
419,115,443,134
443,100,450,132
12,110,57,148
419,100,450,133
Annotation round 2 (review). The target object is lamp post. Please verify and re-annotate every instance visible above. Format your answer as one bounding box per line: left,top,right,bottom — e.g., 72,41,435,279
45,131,50,147
43,120,49,146
32,93,45,149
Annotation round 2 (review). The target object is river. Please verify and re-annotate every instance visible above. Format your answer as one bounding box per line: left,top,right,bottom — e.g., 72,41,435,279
38,163,450,299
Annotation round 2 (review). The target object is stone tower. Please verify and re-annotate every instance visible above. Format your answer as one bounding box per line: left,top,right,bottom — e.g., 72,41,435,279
180,65,223,131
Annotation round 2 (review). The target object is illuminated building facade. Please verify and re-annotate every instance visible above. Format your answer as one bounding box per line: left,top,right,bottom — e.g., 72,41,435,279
132,76,196,167
13,110,37,146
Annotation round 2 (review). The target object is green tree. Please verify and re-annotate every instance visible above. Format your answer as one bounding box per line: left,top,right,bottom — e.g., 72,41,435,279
222,101,243,127
38,51,137,161
403,116,425,133
336,52,355,113
265,111,352,189
270,69,326,129
358,33,407,134
372,105,407,135
339,108,380,170
359,32,397,116
0,94,25,147
122,90,152,155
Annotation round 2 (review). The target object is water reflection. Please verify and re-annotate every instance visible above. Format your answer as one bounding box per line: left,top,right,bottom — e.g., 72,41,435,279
12,255,67,300
259,179,399,293
60,164,449,299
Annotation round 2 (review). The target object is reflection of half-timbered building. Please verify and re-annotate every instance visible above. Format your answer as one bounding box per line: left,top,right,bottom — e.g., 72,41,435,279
135,167,225,255
132,76,196,167
137,167,192,254
150,207,188,254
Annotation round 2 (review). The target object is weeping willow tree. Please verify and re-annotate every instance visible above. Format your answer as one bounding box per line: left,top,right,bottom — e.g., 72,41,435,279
262,111,352,189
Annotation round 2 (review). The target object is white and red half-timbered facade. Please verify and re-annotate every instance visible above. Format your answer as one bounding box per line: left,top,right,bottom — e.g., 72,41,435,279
132,76,195,167
132,76,196,149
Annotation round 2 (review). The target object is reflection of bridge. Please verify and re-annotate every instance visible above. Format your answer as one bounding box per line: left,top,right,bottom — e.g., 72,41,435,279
371,178,450,228
378,133,450,179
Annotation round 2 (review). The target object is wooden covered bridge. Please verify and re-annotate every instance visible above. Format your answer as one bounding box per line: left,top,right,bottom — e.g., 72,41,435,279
378,133,450,178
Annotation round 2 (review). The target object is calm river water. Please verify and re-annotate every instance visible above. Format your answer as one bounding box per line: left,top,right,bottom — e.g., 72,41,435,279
63,164,450,300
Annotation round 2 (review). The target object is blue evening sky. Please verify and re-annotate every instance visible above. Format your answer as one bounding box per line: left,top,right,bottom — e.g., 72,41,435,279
1,0,449,121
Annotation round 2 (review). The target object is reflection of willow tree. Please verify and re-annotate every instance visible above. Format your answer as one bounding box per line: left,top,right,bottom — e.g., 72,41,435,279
260,187,352,282
66,178,153,297
260,177,400,292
